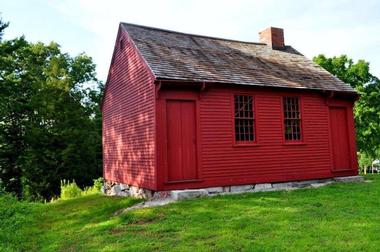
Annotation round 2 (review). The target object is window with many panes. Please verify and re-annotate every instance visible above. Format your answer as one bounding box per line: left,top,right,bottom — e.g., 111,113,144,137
283,97,302,141
234,95,255,142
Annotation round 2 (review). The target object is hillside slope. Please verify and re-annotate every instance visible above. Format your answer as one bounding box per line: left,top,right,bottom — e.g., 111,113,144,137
1,176,379,251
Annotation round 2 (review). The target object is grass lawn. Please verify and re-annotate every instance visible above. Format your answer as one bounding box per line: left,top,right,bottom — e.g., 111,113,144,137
1,175,380,251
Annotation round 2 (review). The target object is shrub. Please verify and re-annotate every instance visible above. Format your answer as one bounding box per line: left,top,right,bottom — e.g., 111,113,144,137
92,177,103,192
83,177,103,195
60,178,103,200
60,180,82,200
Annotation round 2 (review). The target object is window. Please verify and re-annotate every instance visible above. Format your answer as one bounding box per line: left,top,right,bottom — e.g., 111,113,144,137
119,38,125,50
283,97,302,141
234,95,255,142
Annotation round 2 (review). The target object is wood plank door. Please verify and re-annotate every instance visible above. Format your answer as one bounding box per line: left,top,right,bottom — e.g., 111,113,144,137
166,99,198,182
329,107,351,171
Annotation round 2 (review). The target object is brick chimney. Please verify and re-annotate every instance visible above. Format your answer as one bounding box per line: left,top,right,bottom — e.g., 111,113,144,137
259,27,285,49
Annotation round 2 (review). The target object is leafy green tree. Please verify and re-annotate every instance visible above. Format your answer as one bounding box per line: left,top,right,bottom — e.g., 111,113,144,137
313,54,380,166
313,55,375,88
0,20,102,200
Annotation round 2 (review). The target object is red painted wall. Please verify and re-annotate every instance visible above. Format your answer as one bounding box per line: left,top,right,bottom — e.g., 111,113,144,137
102,26,157,190
156,86,358,191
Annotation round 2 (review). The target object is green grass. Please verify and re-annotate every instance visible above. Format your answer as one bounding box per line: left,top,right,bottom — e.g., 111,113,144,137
1,175,380,251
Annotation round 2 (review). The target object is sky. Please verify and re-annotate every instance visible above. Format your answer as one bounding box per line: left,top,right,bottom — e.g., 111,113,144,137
2,0,380,82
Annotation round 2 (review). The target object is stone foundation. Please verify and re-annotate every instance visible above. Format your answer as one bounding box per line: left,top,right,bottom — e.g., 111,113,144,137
103,181,153,199
104,176,364,201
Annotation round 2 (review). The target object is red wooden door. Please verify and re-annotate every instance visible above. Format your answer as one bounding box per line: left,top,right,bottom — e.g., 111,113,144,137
166,100,198,182
329,107,351,171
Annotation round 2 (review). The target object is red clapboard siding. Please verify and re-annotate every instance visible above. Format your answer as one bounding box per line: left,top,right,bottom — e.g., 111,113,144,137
156,86,358,190
102,26,156,190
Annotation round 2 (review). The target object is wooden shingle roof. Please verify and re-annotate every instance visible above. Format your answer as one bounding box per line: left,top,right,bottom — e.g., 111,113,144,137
122,23,355,93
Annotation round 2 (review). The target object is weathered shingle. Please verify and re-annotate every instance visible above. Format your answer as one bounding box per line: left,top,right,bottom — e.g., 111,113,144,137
122,23,355,93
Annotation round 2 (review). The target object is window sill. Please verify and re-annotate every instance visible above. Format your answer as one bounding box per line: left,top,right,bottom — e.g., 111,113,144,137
233,143,260,147
283,142,306,146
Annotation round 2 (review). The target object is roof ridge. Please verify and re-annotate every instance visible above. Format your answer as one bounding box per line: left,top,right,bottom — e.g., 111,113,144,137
121,22,267,46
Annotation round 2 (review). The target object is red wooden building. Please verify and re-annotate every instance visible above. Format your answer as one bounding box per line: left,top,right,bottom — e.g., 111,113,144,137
102,23,358,196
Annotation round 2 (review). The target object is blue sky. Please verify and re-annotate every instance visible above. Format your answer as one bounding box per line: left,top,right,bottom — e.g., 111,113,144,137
2,0,380,82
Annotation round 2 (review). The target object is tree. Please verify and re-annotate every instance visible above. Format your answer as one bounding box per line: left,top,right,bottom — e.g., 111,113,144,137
0,20,103,200
313,55,380,166
0,17,9,41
